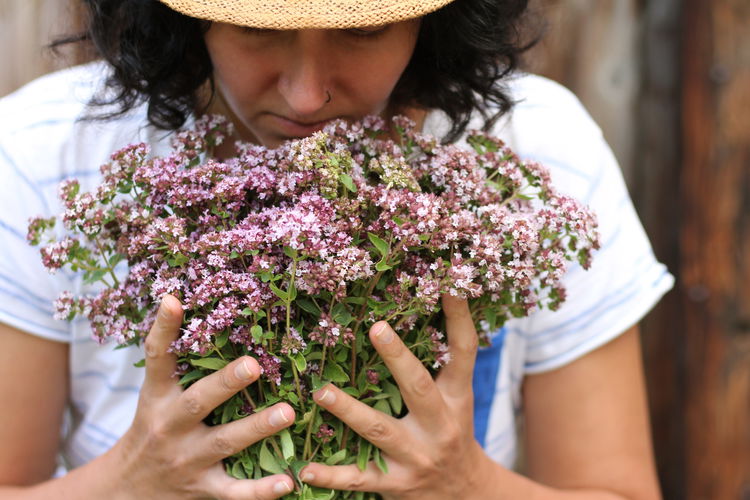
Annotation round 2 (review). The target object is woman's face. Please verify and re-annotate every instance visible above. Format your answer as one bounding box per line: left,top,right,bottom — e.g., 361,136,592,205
204,20,421,148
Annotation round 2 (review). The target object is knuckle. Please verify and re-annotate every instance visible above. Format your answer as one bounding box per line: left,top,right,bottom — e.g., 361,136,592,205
143,417,172,443
144,337,161,359
408,370,434,398
181,390,205,416
345,474,367,491
453,336,479,356
362,418,392,443
436,425,460,449
409,451,442,480
167,450,189,471
211,428,236,456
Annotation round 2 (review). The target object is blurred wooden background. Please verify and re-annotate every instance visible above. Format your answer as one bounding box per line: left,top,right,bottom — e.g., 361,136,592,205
2,0,749,498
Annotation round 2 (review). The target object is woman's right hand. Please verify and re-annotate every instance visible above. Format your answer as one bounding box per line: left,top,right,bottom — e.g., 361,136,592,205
108,294,296,499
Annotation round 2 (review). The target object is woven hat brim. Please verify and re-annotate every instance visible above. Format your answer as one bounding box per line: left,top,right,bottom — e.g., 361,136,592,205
158,0,456,29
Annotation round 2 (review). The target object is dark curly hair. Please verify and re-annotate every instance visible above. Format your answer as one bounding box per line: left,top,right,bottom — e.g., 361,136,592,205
58,0,536,142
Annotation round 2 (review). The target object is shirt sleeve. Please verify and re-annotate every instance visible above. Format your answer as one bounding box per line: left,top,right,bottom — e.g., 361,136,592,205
499,76,674,374
0,131,74,343
0,87,80,342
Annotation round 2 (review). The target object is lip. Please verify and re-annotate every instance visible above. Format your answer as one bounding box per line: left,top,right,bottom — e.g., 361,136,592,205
268,114,335,138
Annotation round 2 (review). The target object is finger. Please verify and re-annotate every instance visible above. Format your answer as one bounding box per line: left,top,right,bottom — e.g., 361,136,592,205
368,321,449,430
204,466,295,500
436,295,479,398
142,294,184,396
313,384,410,459
197,403,295,465
170,356,262,428
298,462,383,493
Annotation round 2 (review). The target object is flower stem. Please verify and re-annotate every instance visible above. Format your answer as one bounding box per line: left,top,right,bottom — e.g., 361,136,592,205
290,361,304,406
93,239,120,287
303,404,319,460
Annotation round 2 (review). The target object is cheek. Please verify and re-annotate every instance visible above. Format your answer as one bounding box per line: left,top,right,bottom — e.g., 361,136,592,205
211,53,256,98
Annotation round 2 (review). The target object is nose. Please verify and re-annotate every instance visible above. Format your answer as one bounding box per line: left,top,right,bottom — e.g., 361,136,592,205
277,31,331,117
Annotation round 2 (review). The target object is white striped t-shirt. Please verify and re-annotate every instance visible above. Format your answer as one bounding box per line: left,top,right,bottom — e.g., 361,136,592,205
0,63,673,471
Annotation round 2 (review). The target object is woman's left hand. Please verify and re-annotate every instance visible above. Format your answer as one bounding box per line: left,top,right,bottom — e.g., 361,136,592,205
299,295,496,499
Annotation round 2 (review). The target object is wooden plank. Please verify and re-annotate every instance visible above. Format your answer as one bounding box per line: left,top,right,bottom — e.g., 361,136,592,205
0,0,85,96
681,0,750,497
524,0,639,181
633,0,685,497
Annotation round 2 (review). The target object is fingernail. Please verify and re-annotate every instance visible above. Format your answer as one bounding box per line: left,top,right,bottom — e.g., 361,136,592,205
269,407,289,427
273,479,292,494
301,470,315,482
234,359,254,381
158,297,171,319
374,323,393,344
315,388,336,405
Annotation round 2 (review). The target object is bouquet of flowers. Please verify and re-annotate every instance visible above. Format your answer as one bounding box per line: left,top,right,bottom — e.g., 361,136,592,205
29,114,599,499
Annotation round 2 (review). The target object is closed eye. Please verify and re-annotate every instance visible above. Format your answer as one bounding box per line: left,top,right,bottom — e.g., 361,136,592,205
346,26,390,38
240,26,279,36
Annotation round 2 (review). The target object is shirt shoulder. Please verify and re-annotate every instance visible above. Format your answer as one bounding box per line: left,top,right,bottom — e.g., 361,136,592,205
0,63,158,343
0,63,106,134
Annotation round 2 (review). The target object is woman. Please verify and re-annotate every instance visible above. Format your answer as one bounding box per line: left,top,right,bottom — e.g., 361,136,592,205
0,0,672,498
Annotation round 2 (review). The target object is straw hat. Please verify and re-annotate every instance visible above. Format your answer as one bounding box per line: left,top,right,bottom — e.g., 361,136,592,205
157,0,457,30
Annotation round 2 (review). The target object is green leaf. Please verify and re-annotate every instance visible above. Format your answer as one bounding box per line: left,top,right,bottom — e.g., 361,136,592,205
362,393,390,402
287,391,299,405
259,440,285,474
189,357,228,371
323,362,350,383
310,374,326,392
214,329,229,349
373,447,389,474
279,429,295,462
221,395,240,424
291,352,307,373
341,386,361,398
383,380,403,415
296,298,320,315
269,282,289,301
325,449,348,465
311,488,336,500
83,269,108,285
334,348,348,363
241,307,254,316
251,325,264,343
356,441,371,471
178,369,205,386
283,246,298,259
375,259,392,272
367,233,389,257
331,303,353,326
230,459,248,479
132,358,145,368
108,253,125,268
166,253,189,268
339,173,356,193
289,459,309,480
374,399,392,416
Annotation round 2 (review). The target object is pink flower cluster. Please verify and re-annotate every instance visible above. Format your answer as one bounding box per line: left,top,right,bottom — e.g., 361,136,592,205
29,114,599,481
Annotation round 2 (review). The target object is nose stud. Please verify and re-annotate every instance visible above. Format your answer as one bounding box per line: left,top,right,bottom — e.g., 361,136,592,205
325,90,332,104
